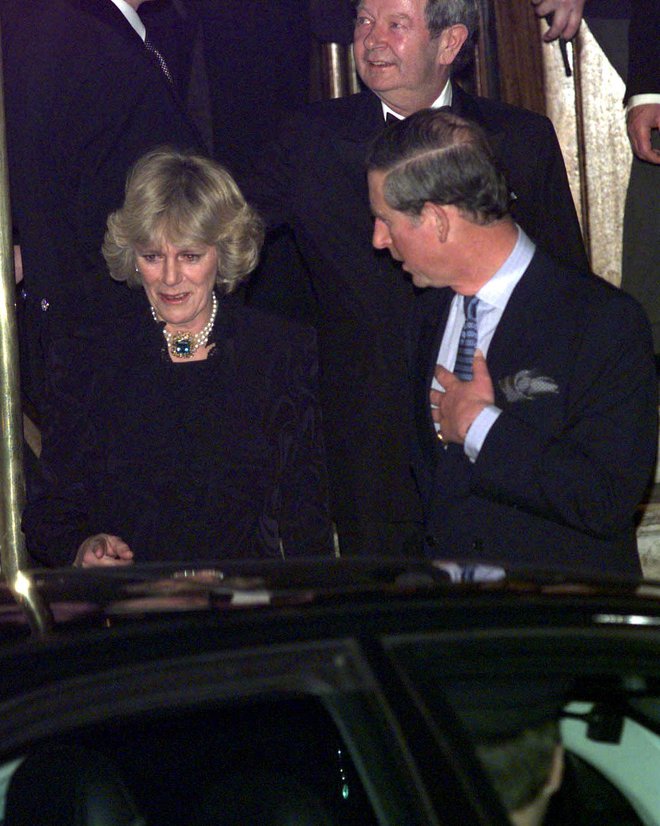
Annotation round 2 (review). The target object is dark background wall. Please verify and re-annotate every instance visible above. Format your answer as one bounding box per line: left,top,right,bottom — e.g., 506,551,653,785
193,0,354,177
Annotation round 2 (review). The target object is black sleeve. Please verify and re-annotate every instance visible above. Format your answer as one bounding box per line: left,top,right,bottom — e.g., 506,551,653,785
625,0,660,100
274,326,334,557
22,337,101,567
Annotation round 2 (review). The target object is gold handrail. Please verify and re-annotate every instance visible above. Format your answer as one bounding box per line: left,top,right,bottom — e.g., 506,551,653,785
320,43,360,100
0,21,29,582
321,42,346,99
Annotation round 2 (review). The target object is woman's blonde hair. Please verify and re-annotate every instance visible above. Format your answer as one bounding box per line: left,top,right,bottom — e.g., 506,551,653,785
103,147,264,292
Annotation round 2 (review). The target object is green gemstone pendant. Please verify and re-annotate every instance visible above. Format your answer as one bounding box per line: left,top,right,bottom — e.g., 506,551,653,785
171,333,194,358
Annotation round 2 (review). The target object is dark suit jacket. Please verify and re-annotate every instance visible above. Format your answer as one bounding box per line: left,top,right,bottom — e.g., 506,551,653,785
585,0,659,98
22,294,333,566
2,0,208,404
245,87,588,529
626,0,660,99
140,0,214,152
410,249,657,577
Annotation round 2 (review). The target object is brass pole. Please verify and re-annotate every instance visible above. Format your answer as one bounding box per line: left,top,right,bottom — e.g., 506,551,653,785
0,21,28,581
346,45,360,96
321,42,346,99
11,570,54,635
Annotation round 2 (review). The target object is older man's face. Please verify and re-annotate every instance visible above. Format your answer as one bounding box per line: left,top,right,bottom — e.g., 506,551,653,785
369,169,443,288
353,0,446,116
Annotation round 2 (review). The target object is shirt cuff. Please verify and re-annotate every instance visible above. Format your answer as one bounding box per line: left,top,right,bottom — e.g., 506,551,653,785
464,404,501,463
627,94,660,111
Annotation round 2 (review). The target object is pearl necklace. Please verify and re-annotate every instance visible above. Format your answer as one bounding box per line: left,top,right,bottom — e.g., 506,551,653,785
151,292,218,359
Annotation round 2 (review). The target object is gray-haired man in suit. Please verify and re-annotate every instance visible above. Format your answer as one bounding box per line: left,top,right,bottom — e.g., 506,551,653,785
244,0,588,559
368,108,656,577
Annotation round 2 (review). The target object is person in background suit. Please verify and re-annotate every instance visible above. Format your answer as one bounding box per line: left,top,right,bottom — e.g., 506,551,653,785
531,0,660,351
140,0,214,154
530,0,658,165
367,109,656,577
2,0,209,414
244,0,588,559
197,0,356,327
619,0,660,353
622,0,660,166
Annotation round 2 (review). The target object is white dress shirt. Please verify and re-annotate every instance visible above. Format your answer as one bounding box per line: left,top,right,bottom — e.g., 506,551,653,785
381,81,452,121
627,94,660,110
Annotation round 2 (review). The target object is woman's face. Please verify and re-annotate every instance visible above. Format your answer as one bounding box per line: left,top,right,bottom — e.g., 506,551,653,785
136,240,218,333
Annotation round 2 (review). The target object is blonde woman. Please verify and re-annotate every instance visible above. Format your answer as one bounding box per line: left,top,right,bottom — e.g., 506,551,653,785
23,149,333,566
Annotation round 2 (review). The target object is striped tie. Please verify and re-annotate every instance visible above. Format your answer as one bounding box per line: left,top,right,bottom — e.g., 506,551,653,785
144,33,174,85
453,295,479,381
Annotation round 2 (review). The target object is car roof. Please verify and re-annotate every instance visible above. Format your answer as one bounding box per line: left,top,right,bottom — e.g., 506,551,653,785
3,557,660,641
2,559,660,826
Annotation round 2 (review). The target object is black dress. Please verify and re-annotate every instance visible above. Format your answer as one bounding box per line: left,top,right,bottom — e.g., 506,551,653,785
23,293,333,566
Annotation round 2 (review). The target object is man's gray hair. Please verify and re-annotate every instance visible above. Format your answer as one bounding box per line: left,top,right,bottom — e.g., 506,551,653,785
426,0,480,72
424,0,479,39
366,109,510,225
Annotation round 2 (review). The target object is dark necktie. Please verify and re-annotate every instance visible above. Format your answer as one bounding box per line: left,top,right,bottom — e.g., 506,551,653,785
144,33,173,85
453,295,479,381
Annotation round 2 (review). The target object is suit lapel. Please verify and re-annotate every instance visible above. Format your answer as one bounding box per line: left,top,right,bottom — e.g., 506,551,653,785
334,92,387,207
413,286,475,500
337,90,386,143
74,0,143,45
412,287,453,461
78,0,209,153
452,83,514,182
484,253,559,406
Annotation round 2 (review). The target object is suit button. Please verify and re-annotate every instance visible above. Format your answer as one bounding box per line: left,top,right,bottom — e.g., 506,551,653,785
472,539,483,554
425,534,436,548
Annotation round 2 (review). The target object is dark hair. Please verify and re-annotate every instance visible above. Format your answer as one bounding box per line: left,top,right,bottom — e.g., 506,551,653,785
366,108,510,225
353,0,479,73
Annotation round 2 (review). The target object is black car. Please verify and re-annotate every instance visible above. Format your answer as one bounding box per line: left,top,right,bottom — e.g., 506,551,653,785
0,559,659,825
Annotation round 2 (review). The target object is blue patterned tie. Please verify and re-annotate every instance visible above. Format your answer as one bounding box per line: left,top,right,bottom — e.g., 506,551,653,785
453,295,479,381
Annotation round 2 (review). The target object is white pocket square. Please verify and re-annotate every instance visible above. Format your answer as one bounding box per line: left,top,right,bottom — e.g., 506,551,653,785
499,369,559,403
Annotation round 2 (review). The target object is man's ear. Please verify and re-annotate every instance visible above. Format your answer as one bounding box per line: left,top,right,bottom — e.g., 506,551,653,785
437,24,469,67
543,744,565,798
423,202,450,242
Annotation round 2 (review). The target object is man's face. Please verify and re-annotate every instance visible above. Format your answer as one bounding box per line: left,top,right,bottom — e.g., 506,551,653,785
368,169,442,288
353,0,446,116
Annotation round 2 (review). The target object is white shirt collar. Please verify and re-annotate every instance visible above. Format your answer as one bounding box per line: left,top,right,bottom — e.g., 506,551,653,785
108,0,146,41
381,80,452,122
476,226,536,310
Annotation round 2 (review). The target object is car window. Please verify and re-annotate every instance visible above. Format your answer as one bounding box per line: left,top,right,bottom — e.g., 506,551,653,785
561,700,660,826
0,697,381,826
0,759,22,824
384,632,660,826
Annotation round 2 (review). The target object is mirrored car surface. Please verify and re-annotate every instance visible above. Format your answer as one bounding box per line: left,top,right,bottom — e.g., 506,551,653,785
0,559,659,825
